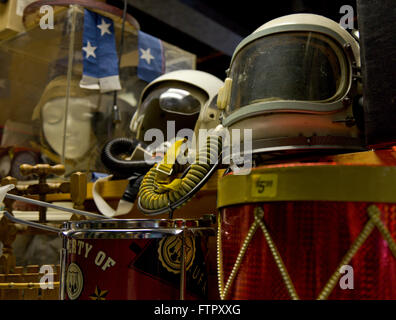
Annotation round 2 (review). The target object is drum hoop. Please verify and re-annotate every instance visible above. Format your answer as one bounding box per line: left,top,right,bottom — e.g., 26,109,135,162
217,164,396,208
63,228,182,239
63,227,215,239
64,218,213,230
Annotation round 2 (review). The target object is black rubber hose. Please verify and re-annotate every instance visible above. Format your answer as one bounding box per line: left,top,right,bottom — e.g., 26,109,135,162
121,174,145,203
138,134,222,213
101,137,154,178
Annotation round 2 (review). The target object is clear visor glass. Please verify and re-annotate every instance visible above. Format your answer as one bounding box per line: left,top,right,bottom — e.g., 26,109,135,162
159,88,201,115
228,32,347,113
135,84,207,140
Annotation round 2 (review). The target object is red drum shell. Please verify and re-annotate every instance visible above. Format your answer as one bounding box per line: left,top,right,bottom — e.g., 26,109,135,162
61,219,214,300
218,164,396,300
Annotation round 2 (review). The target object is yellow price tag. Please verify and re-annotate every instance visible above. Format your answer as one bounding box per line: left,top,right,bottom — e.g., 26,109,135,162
251,174,278,198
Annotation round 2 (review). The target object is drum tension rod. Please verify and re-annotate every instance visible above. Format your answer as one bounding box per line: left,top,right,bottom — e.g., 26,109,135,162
5,193,110,220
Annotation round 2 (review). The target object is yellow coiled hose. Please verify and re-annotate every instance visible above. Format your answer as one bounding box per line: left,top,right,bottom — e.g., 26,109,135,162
138,133,222,212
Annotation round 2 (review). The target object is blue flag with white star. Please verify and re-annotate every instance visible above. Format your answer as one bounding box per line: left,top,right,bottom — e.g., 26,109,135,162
137,30,165,82
80,9,121,92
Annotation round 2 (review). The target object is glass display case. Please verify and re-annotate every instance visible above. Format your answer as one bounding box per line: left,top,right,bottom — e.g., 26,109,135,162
0,0,196,179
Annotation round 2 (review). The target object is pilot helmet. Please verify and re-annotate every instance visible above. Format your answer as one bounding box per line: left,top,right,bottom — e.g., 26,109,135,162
217,13,364,157
130,69,223,148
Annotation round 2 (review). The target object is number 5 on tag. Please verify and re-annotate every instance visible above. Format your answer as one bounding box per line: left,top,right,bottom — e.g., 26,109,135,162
251,174,278,198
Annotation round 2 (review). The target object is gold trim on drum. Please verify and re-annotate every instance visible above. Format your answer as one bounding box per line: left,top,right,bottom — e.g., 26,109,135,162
217,164,396,208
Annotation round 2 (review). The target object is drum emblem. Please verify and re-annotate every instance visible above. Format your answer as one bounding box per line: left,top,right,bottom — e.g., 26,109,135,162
66,263,84,300
158,236,196,274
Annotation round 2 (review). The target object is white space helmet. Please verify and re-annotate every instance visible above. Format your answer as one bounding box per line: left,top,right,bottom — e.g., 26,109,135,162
217,14,364,156
129,69,223,142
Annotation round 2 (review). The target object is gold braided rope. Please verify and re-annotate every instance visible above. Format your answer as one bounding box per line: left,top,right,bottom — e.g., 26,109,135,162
217,207,298,300
217,204,396,300
254,207,299,300
316,216,376,299
367,205,396,258
317,204,396,300
217,212,259,300
216,213,225,297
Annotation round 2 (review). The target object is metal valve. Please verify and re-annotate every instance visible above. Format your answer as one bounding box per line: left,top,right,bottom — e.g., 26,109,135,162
19,164,65,179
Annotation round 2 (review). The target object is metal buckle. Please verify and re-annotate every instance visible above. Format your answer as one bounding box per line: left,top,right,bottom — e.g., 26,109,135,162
156,165,173,176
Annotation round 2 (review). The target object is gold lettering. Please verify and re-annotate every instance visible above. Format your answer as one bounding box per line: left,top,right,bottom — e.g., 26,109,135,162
95,251,106,266
77,240,84,255
84,243,93,258
101,257,116,271
71,239,77,254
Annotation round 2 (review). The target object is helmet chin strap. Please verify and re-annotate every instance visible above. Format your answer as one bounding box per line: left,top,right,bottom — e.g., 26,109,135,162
92,174,134,217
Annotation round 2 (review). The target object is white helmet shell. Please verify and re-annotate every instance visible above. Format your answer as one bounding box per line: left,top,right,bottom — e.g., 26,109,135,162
220,13,364,156
129,69,223,138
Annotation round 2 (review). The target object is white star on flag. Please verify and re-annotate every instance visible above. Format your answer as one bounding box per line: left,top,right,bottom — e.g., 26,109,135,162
97,19,112,36
140,48,155,64
83,41,97,59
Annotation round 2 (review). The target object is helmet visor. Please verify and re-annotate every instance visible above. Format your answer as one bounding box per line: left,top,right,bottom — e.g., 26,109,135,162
228,32,348,113
135,84,207,140
159,88,201,115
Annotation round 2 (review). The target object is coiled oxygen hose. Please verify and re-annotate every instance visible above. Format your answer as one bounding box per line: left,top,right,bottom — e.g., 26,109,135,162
101,137,154,179
138,127,224,215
